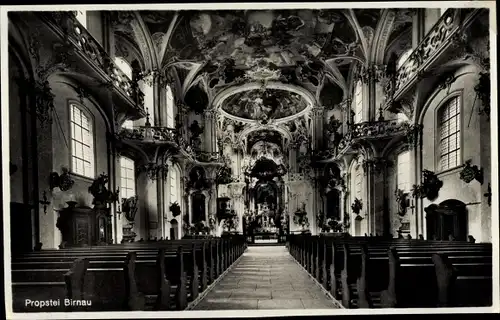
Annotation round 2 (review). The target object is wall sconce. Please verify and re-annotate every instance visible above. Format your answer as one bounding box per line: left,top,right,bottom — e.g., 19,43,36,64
49,167,74,191
116,204,122,220
39,190,51,214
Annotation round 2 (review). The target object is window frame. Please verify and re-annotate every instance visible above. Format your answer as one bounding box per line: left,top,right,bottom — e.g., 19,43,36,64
397,49,413,70
75,10,88,28
169,165,178,204
396,149,411,192
68,102,96,180
122,120,134,130
119,156,137,200
114,56,133,80
434,91,463,173
166,85,175,129
354,80,363,124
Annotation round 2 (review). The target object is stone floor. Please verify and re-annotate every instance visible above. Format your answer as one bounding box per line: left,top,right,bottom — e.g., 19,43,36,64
193,246,342,310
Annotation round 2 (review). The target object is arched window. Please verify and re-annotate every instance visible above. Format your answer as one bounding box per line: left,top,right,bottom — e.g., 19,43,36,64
120,157,136,199
114,57,133,80
140,79,155,126
166,86,175,128
350,160,363,236
354,81,363,123
355,167,362,199
397,151,411,192
397,112,409,123
397,49,413,70
350,161,363,205
169,165,179,206
438,96,461,171
70,104,95,178
75,10,87,28
122,120,134,129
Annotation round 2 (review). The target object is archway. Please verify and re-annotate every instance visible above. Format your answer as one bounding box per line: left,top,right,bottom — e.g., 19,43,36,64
170,219,179,240
244,157,287,243
425,199,468,241
354,215,363,236
191,192,206,224
326,189,341,220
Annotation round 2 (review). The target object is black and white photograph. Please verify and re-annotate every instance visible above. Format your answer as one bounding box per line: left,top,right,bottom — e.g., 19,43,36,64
1,2,498,318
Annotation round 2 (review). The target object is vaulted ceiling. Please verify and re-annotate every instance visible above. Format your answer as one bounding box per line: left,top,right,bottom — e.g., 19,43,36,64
161,9,363,113
110,9,415,156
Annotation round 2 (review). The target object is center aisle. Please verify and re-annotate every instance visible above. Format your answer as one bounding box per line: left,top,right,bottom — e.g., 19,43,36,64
192,246,342,310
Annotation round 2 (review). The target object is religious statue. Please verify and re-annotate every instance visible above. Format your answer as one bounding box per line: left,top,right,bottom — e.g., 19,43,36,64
122,196,139,222
88,173,119,206
189,120,204,152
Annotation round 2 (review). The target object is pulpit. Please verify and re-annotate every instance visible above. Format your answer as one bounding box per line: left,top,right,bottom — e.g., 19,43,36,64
57,203,112,248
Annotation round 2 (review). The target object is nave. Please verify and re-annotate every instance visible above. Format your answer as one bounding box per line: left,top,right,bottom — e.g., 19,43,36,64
192,246,341,310
6,6,495,315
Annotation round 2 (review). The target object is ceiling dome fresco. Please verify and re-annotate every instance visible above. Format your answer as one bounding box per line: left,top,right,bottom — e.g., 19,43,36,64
179,9,356,66
221,88,309,121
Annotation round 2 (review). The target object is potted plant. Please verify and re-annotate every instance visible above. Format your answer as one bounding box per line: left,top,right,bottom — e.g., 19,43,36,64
169,201,181,217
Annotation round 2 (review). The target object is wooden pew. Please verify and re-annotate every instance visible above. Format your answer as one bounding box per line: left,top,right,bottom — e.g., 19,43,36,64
287,234,493,309
11,236,246,312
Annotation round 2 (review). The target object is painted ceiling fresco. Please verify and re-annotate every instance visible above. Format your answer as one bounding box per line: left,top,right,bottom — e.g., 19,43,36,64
167,10,359,66
222,88,308,121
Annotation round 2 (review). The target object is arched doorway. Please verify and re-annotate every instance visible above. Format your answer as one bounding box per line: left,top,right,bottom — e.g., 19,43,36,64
191,192,206,224
326,189,341,220
354,215,363,236
425,199,468,240
170,219,179,240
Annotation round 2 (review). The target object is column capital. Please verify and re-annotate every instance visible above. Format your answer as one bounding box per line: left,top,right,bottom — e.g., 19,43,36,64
311,105,325,117
203,108,218,119
402,123,424,150
138,68,167,87
362,157,393,176
357,63,388,84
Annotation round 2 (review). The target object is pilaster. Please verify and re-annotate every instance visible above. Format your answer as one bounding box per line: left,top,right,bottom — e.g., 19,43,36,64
363,157,392,236
311,106,325,150
203,109,217,153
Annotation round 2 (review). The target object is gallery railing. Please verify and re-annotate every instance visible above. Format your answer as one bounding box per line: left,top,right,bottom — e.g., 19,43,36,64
117,126,178,144
40,12,145,111
386,8,482,102
311,120,413,161
117,127,222,162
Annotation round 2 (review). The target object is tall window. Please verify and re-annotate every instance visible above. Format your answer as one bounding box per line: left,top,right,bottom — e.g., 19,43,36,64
114,57,133,80
75,11,87,28
120,157,136,199
169,166,178,205
397,112,409,123
438,96,461,171
122,120,134,129
355,169,362,198
354,81,363,123
70,104,95,178
397,151,411,192
166,86,174,128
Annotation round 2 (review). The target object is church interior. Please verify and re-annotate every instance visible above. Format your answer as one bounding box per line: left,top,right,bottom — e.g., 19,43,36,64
6,6,495,312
